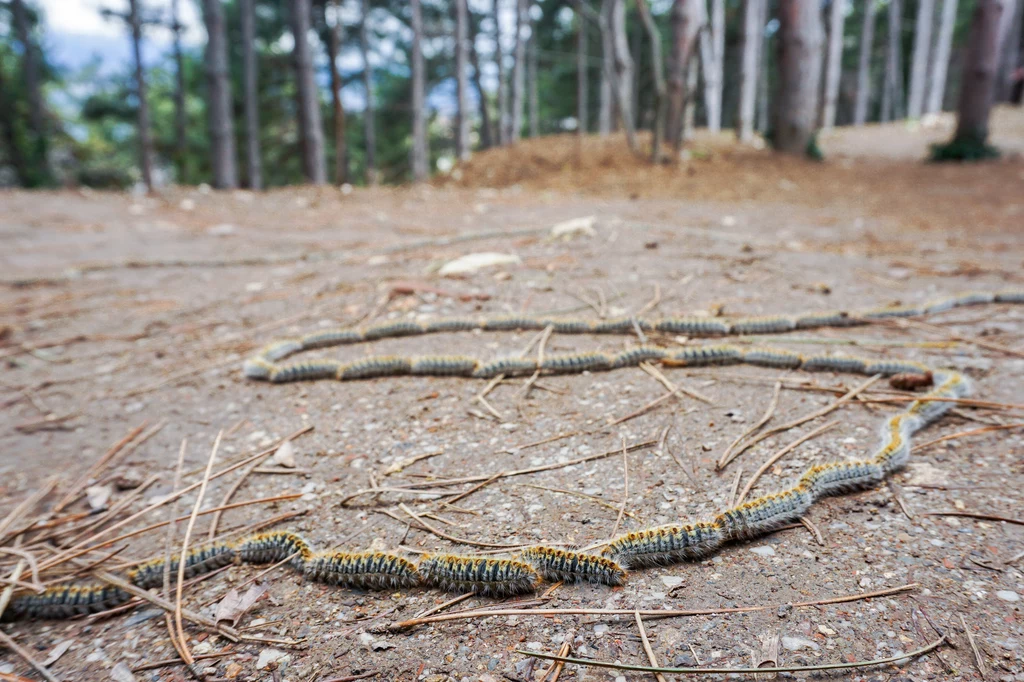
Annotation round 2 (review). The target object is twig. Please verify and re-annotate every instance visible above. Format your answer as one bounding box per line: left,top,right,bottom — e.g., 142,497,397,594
13,412,78,433
959,614,986,677
517,636,946,675
888,481,915,520
913,423,1024,451
320,672,380,682
0,479,58,540
634,612,668,682
799,518,825,546
721,375,880,469
736,420,839,504
389,583,919,629
162,440,189,675
413,593,475,619
53,422,147,513
878,316,1024,359
0,631,61,682
636,283,662,316
516,484,635,516
718,381,781,469
207,434,282,540
174,432,223,671
0,548,40,588
607,441,630,543
0,561,26,622
443,472,504,506
398,503,523,549
131,652,232,673
728,467,744,508
381,450,444,476
922,511,1024,526
639,362,713,404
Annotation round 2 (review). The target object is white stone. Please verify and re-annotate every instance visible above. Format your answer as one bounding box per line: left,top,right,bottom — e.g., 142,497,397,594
781,636,820,652
750,546,776,557
256,649,287,669
996,591,1020,602
660,576,684,588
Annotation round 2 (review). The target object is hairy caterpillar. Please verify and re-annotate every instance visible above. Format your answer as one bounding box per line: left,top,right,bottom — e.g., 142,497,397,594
301,328,364,349
730,316,797,335
338,356,413,380
2,584,132,621
654,317,732,336
304,552,421,590
714,487,813,541
611,346,669,369
471,357,538,378
424,318,479,333
236,531,314,570
592,317,647,334
481,315,547,332
539,351,613,373
270,360,343,383
408,355,480,376
519,546,627,586
801,354,868,374
362,320,427,341
665,345,743,367
742,347,804,369
417,555,539,597
799,461,885,499
793,311,857,329
127,542,237,589
546,319,598,335
604,522,725,568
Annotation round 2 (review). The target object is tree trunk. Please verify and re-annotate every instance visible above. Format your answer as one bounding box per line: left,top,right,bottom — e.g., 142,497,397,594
631,13,642,123
609,0,637,147
410,0,429,179
996,0,1022,100
820,0,845,129
666,0,702,151
773,0,824,155
528,24,539,137
325,1,348,184
494,0,509,144
598,0,614,134
704,0,724,132
576,0,589,135
469,14,494,149
756,0,769,133
0,50,30,186
907,0,935,118
11,0,50,183
926,0,958,113
455,0,471,158
202,0,238,188
683,53,698,140
854,0,876,125
951,0,1007,144
290,0,327,184
360,0,377,184
240,0,262,189
171,0,188,180
881,0,903,122
737,0,761,141
635,0,666,161
127,0,155,191
510,0,527,142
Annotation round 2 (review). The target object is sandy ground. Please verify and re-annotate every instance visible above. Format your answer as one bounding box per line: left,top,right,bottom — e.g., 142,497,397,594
1,112,1023,682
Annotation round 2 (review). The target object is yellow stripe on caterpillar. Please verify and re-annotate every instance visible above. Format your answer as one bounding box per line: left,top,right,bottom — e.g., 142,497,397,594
417,555,539,597
603,522,725,568
519,546,627,586
304,551,420,590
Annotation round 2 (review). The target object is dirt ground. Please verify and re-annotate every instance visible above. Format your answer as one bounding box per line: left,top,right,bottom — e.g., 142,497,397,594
1,109,1023,682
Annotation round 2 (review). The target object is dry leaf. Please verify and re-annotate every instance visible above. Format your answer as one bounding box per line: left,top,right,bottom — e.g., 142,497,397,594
109,662,138,682
215,584,268,626
86,484,113,510
272,440,296,468
438,252,521,276
42,639,74,666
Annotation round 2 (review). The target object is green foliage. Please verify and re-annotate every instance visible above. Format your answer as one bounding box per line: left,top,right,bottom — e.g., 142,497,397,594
929,132,1000,162
805,132,824,161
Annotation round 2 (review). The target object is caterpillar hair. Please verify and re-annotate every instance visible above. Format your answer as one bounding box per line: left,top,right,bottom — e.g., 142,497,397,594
539,351,613,373
714,487,812,541
604,522,725,568
519,546,627,586
409,355,480,376
730,316,797,335
301,328,364,349
338,356,413,380
611,346,669,369
863,359,932,377
243,357,275,380
545,319,598,334
950,292,996,307
860,305,924,320
922,298,957,315
742,347,804,369
236,531,314,570
304,552,421,590
481,315,547,332
417,555,539,597
654,317,731,336
793,311,859,329
127,541,237,589
471,357,539,378
798,461,885,499
665,345,743,367
592,317,645,334
424,317,479,333
801,354,868,374
270,360,343,383
995,289,1024,303
871,415,915,473
260,340,304,362
362,320,426,341
3,584,132,621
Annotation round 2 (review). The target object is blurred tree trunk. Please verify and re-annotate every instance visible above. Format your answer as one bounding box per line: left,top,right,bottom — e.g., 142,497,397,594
529,23,539,137
666,0,702,151
576,0,588,135
683,54,698,139
756,0,769,132
773,0,823,155
455,0,471,158
510,0,527,142
360,0,377,183
610,0,636,148
493,0,509,144
11,0,50,183
598,0,613,134
950,0,1007,145
202,0,238,188
128,0,155,191
701,0,724,132
290,0,327,184
635,0,665,161
907,0,934,118
926,0,958,113
996,0,1022,100
631,14,641,121
170,0,188,178
0,52,30,186
820,0,845,129
881,0,903,122
737,0,762,141
469,16,494,149
854,0,876,125
240,0,262,189
324,0,348,184
410,0,428,179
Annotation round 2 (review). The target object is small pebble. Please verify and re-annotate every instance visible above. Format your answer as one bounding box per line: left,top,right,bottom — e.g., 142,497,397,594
996,590,1020,602
750,546,775,557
